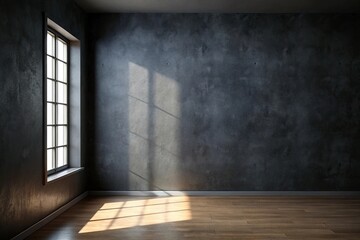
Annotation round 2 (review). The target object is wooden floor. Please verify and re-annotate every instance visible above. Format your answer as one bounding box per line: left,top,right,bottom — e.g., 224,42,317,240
29,195,360,240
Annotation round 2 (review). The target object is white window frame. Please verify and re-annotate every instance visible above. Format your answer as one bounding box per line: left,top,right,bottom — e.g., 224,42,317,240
45,27,70,175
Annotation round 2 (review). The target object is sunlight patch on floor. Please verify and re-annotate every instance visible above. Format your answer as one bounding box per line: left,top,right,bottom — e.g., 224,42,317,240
79,196,192,233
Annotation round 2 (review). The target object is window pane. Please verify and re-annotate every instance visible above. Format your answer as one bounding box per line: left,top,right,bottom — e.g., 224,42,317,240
57,147,67,167
47,56,55,79
47,149,55,170
47,80,55,102
47,126,55,148
47,103,55,125
47,32,55,56
57,105,67,124
57,126,67,146
57,61,67,83
57,39,67,62
57,82,67,104
46,30,70,174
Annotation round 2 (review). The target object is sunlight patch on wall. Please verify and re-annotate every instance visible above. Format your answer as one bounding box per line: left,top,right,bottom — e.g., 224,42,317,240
154,72,181,118
128,62,150,189
152,72,182,186
79,196,192,233
153,72,181,155
129,62,149,102
127,62,182,189
128,62,150,138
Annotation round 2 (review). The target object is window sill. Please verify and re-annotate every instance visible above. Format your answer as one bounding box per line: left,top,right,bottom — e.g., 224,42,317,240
47,167,84,183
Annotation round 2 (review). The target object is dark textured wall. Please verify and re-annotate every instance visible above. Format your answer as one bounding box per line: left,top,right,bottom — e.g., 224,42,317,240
0,0,87,238
88,14,360,191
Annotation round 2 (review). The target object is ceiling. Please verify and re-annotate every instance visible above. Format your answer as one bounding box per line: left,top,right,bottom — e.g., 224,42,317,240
74,0,360,13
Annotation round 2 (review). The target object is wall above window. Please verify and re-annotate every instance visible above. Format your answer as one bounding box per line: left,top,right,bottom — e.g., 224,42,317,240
75,0,360,13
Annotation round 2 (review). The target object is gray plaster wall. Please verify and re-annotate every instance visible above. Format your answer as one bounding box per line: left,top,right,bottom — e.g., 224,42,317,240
88,14,360,191
0,0,87,238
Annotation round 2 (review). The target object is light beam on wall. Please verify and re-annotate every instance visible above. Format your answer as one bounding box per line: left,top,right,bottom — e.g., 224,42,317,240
127,62,182,190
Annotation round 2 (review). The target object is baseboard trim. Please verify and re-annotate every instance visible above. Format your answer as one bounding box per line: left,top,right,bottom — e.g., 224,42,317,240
12,191,88,240
89,190,360,197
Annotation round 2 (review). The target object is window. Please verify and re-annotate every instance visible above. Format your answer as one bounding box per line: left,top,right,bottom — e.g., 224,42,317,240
44,18,82,183
46,28,69,175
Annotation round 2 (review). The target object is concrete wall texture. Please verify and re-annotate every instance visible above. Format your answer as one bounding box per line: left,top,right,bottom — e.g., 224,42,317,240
88,14,360,191
0,0,87,238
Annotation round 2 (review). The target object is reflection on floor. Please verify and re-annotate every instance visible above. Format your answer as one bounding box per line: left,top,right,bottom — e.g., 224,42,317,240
29,195,360,240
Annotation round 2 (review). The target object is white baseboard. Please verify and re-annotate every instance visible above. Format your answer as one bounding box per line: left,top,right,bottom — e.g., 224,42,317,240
12,192,88,240
89,190,360,197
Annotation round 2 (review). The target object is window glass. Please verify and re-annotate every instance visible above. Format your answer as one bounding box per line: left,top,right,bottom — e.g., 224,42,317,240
46,29,69,174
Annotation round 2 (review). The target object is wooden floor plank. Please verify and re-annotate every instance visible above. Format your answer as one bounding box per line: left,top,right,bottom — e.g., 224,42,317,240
28,196,360,240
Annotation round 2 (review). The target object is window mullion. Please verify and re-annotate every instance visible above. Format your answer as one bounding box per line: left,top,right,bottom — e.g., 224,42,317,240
54,34,58,172
66,36,69,168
